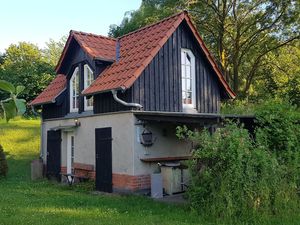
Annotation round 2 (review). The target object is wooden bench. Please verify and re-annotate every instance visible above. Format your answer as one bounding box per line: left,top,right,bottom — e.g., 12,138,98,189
61,163,94,185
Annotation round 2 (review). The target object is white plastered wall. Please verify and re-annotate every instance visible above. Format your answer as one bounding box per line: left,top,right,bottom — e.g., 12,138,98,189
133,117,192,175
41,112,135,175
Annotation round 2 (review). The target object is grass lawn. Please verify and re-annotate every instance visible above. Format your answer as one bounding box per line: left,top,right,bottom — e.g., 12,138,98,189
0,118,299,225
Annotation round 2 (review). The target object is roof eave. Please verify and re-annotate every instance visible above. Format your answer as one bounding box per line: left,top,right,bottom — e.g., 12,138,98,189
82,87,124,96
94,57,115,63
29,87,67,106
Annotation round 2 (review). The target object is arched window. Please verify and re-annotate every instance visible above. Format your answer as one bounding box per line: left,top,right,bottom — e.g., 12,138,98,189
181,49,196,111
84,64,94,110
70,67,79,112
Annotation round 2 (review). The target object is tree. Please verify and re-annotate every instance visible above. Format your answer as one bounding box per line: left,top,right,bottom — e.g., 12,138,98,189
43,36,67,67
254,43,300,105
190,0,300,96
0,53,5,65
0,80,26,122
0,42,55,103
108,0,183,37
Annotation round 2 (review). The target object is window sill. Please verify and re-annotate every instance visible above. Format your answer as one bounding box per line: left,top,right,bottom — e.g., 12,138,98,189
183,105,197,113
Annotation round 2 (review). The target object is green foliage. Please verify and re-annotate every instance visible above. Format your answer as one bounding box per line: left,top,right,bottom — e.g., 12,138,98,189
43,36,67,67
0,42,55,103
108,0,183,37
0,144,8,178
177,123,280,217
254,45,300,106
0,80,26,122
221,99,257,115
178,100,300,219
255,100,300,192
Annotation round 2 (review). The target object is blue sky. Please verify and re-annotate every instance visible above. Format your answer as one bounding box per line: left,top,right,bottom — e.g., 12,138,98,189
0,0,142,53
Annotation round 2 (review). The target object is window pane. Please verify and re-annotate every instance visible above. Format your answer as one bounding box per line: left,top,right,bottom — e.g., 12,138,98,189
182,91,186,102
181,65,186,78
182,78,186,91
181,49,194,106
76,73,79,92
187,92,192,99
186,65,191,78
187,78,191,91
87,97,93,107
186,54,191,66
181,51,185,64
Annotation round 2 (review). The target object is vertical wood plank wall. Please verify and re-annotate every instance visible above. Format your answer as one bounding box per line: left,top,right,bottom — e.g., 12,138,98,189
131,22,221,113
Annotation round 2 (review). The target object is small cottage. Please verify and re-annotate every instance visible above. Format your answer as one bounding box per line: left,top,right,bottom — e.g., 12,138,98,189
30,11,235,193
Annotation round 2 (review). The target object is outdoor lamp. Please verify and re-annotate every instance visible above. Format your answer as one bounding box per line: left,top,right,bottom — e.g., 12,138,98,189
141,129,153,146
74,118,81,126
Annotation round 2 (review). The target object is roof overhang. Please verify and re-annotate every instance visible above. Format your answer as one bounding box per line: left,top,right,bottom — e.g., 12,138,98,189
133,111,255,126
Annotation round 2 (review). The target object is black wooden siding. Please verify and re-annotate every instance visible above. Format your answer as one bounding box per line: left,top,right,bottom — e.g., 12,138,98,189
42,40,108,120
94,89,133,114
131,22,221,113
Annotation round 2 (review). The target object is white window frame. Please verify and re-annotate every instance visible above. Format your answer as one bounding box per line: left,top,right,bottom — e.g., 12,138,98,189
70,67,80,112
67,132,75,174
83,64,94,111
181,48,196,111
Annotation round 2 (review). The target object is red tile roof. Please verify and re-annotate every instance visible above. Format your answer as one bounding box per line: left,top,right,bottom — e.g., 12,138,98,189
33,11,235,107
55,31,116,72
29,74,67,106
82,11,236,98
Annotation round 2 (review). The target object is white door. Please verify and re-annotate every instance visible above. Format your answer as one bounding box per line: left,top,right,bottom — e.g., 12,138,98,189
66,132,75,174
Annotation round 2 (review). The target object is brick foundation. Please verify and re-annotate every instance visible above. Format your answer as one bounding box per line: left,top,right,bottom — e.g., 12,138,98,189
112,174,151,191
61,163,151,192
61,163,151,191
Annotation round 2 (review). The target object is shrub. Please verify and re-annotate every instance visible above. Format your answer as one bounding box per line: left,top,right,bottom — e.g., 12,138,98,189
177,100,300,218
255,100,300,203
177,123,279,217
0,144,8,178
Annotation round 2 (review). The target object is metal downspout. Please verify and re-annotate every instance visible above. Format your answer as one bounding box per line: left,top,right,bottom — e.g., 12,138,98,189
111,90,143,109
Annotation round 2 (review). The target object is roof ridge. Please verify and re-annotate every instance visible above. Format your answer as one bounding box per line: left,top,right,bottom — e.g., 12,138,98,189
70,30,117,41
118,11,186,39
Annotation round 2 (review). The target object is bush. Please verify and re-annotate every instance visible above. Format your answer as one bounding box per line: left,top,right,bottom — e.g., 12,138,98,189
0,144,8,178
255,100,300,202
177,123,279,217
177,100,300,218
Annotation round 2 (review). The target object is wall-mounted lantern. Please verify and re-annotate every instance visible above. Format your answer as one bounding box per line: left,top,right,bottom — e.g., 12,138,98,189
141,129,153,146
74,118,81,127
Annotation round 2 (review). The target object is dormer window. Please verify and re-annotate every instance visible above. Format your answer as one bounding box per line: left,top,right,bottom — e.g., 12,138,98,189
84,64,94,110
70,67,80,112
181,49,196,111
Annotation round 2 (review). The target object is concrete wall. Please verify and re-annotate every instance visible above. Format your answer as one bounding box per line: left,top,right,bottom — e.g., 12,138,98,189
133,117,192,175
41,112,135,175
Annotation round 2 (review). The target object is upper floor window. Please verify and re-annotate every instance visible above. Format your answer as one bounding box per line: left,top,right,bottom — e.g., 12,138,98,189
181,49,196,111
70,67,80,112
84,64,94,110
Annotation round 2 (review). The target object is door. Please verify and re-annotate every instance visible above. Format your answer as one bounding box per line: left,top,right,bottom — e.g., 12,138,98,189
46,130,61,181
95,127,112,192
66,132,75,174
